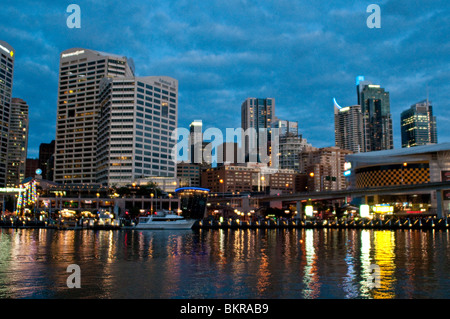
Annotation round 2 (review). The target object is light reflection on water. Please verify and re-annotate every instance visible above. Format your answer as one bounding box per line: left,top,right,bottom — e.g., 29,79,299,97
0,228,449,299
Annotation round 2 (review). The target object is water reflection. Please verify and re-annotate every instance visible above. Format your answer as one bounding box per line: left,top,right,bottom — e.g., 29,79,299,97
0,228,449,299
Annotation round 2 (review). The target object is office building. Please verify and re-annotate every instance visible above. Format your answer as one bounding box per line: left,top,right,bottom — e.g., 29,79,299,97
177,162,201,187
241,98,275,165
356,76,393,152
54,48,135,184
39,140,55,180
6,98,29,187
401,100,437,148
96,76,178,186
273,119,298,136
334,99,364,153
299,146,352,191
0,41,15,187
25,158,39,178
188,120,203,164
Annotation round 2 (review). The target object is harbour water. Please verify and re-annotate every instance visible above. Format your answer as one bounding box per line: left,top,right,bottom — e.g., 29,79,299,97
0,227,449,299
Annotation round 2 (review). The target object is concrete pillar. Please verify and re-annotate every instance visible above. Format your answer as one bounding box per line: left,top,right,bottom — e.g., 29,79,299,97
436,190,444,218
296,201,303,220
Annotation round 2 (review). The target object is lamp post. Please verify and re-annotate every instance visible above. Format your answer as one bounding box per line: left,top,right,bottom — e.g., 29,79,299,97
169,193,172,211
261,176,265,194
219,179,224,197
151,193,154,213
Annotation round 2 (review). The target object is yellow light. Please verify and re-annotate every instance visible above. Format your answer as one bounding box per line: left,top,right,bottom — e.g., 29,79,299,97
309,172,314,177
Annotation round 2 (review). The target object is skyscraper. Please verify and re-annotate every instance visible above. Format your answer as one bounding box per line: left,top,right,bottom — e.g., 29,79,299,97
401,99,437,148
334,98,364,153
356,76,393,152
96,76,178,186
241,97,275,164
189,120,203,164
6,98,28,187
0,40,15,187
54,48,135,184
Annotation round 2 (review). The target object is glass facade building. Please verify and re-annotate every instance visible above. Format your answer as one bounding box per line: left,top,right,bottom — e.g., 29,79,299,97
401,100,437,148
356,76,393,152
6,98,29,187
241,98,275,164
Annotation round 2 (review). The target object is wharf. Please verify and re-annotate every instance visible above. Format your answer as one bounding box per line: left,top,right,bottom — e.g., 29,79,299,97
1,217,449,231
195,217,450,231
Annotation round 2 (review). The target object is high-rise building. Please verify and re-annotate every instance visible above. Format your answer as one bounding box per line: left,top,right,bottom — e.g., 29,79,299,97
299,146,352,191
334,98,364,153
6,98,29,187
189,120,203,164
356,76,393,152
96,76,178,186
401,100,437,148
273,119,298,136
54,48,135,184
39,140,55,180
274,118,311,171
25,158,39,179
241,98,275,164
0,40,15,187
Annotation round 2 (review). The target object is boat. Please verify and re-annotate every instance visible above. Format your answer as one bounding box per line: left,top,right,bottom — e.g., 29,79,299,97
135,209,196,230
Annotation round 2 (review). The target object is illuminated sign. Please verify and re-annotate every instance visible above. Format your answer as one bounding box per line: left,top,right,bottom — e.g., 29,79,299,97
442,171,450,182
344,162,352,170
305,205,313,217
61,50,85,58
0,187,22,193
344,170,351,177
360,205,370,218
443,190,450,200
0,44,10,54
373,205,394,214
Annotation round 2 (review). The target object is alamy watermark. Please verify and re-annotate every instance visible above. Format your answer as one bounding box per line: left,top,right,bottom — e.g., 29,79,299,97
170,127,281,170
66,264,81,288
367,264,381,289
366,4,381,28
66,4,81,29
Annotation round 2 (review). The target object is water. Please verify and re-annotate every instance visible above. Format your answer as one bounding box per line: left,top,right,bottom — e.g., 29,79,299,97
0,227,449,299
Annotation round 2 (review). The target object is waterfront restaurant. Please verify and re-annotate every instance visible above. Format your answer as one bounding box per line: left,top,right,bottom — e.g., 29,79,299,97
30,178,114,215
345,143,450,218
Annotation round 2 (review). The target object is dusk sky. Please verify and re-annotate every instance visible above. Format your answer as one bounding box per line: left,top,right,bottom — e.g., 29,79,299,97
1,0,449,158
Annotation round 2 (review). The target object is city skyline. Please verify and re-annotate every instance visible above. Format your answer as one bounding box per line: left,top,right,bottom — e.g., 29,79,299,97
1,1,449,158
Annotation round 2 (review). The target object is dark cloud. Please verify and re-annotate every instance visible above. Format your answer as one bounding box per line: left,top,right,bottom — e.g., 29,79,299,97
0,0,448,156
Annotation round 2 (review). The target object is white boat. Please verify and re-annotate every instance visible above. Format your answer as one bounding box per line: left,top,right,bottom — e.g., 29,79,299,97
135,210,196,230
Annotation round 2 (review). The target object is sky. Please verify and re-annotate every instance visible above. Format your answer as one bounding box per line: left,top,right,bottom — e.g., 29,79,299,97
1,0,449,158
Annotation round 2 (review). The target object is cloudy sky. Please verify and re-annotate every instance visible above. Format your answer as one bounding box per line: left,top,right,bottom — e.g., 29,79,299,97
1,0,449,158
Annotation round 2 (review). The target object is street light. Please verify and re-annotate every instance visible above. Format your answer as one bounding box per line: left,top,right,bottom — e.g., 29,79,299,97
219,179,224,197
150,193,154,213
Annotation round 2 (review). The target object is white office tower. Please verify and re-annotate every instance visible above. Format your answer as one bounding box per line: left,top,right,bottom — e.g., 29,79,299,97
334,98,365,153
96,76,178,186
54,48,135,183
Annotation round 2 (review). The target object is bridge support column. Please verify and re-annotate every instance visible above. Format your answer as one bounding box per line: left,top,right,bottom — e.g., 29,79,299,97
437,190,444,218
296,201,303,220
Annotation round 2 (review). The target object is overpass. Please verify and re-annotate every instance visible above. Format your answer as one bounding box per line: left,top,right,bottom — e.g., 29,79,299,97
207,181,450,218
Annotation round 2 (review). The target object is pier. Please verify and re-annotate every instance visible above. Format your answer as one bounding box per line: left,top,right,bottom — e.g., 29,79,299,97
1,216,449,231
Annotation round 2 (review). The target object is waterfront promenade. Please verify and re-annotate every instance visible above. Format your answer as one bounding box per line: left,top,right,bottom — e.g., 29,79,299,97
1,216,449,231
